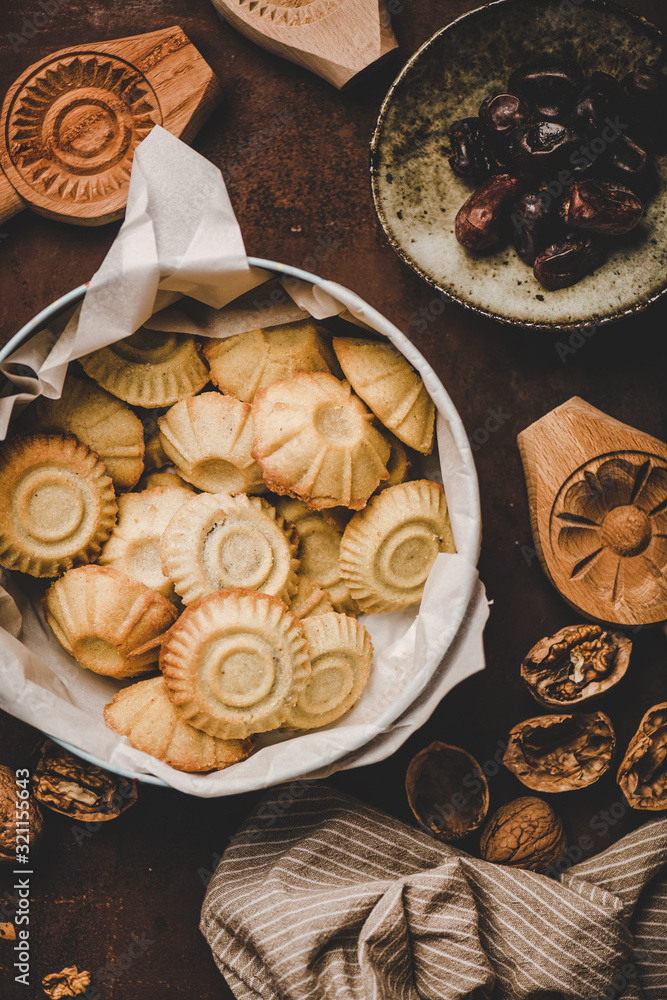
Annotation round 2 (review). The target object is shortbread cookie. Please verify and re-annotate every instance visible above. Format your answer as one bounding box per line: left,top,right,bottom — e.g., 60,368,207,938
143,431,169,472
24,375,145,491
333,338,435,454
289,575,334,619
340,480,455,613
138,470,196,493
158,391,264,495
80,328,209,408
284,613,372,730
104,677,256,772
0,434,117,578
275,497,358,615
376,432,411,492
203,321,338,403
44,565,177,677
160,588,311,739
99,486,192,601
252,372,390,510
160,492,299,606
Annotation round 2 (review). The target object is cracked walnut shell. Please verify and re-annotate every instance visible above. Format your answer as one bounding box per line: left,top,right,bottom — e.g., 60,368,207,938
0,765,43,864
406,742,489,841
521,625,631,707
617,702,667,810
503,712,615,792
33,741,137,822
480,797,567,872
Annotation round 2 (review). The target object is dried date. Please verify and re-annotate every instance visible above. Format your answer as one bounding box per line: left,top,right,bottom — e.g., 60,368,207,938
503,712,615,792
560,179,643,235
617,702,667,810
521,625,631,707
506,121,582,173
533,232,605,290
511,191,559,265
455,173,524,251
479,92,532,137
406,741,489,841
508,60,583,119
448,118,497,179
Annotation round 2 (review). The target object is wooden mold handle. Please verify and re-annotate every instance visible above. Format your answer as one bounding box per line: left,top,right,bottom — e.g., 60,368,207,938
0,167,24,225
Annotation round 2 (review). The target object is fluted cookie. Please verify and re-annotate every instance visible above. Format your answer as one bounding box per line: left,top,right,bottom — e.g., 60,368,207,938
333,337,435,454
340,480,455,613
289,575,334,620
99,486,192,601
158,391,263,495
275,497,358,615
0,434,116,578
284,613,372,730
203,321,338,403
23,375,145,491
376,432,411,492
160,491,299,606
252,372,390,510
160,588,311,739
44,566,177,677
80,328,209,408
104,677,256,772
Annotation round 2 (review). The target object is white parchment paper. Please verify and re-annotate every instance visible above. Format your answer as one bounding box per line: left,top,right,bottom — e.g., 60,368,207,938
0,128,488,796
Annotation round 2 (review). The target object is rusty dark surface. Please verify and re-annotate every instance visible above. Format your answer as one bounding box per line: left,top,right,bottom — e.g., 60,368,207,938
1,1,667,996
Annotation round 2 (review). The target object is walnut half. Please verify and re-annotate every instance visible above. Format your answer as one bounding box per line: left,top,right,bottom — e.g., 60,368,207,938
480,796,567,872
503,712,615,792
33,742,137,823
521,625,631,707
406,742,489,841
617,703,667,810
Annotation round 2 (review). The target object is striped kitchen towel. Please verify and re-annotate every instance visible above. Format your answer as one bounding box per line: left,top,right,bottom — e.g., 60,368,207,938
201,784,667,1000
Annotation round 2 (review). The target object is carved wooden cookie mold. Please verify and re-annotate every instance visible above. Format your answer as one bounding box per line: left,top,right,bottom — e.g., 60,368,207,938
519,398,667,627
0,27,221,226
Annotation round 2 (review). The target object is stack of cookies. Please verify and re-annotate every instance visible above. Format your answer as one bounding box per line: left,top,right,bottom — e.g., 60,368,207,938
0,320,455,773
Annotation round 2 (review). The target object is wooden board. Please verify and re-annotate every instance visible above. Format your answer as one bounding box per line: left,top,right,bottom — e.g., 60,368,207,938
209,0,398,88
0,26,222,226
518,396,667,628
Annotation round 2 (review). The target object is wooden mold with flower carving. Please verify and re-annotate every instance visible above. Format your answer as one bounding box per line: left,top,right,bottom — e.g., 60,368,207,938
518,397,667,628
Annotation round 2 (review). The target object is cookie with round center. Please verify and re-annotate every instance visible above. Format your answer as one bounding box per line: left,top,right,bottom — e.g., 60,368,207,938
0,434,117,577
44,565,177,677
80,327,209,408
275,496,358,615
158,391,264,494
23,375,145,491
104,676,256,772
160,491,299,605
160,588,311,739
99,486,192,601
284,613,372,729
339,479,455,613
203,321,338,403
332,337,435,454
252,372,391,510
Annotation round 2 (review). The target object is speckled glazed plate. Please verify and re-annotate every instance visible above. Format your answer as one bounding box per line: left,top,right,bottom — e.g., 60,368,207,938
371,0,667,330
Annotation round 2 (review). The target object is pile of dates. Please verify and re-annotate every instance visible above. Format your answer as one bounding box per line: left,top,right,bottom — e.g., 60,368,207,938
450,59,666,289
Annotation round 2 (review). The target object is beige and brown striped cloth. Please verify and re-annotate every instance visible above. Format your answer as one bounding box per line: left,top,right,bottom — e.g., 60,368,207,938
201,784,667,1000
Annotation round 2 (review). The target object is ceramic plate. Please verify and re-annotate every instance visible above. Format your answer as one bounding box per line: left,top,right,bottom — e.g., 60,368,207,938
371,0,667,330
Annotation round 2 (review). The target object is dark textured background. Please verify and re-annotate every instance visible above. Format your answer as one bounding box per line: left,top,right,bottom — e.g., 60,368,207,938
1,1,667,996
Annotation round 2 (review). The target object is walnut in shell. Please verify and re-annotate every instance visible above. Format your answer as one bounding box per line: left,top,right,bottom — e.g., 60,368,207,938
521,625,631,707
33,742,137,822
0,765,43,864
406,741,489,841
617,702,667,810
480,796,567,872
503,712,615,792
